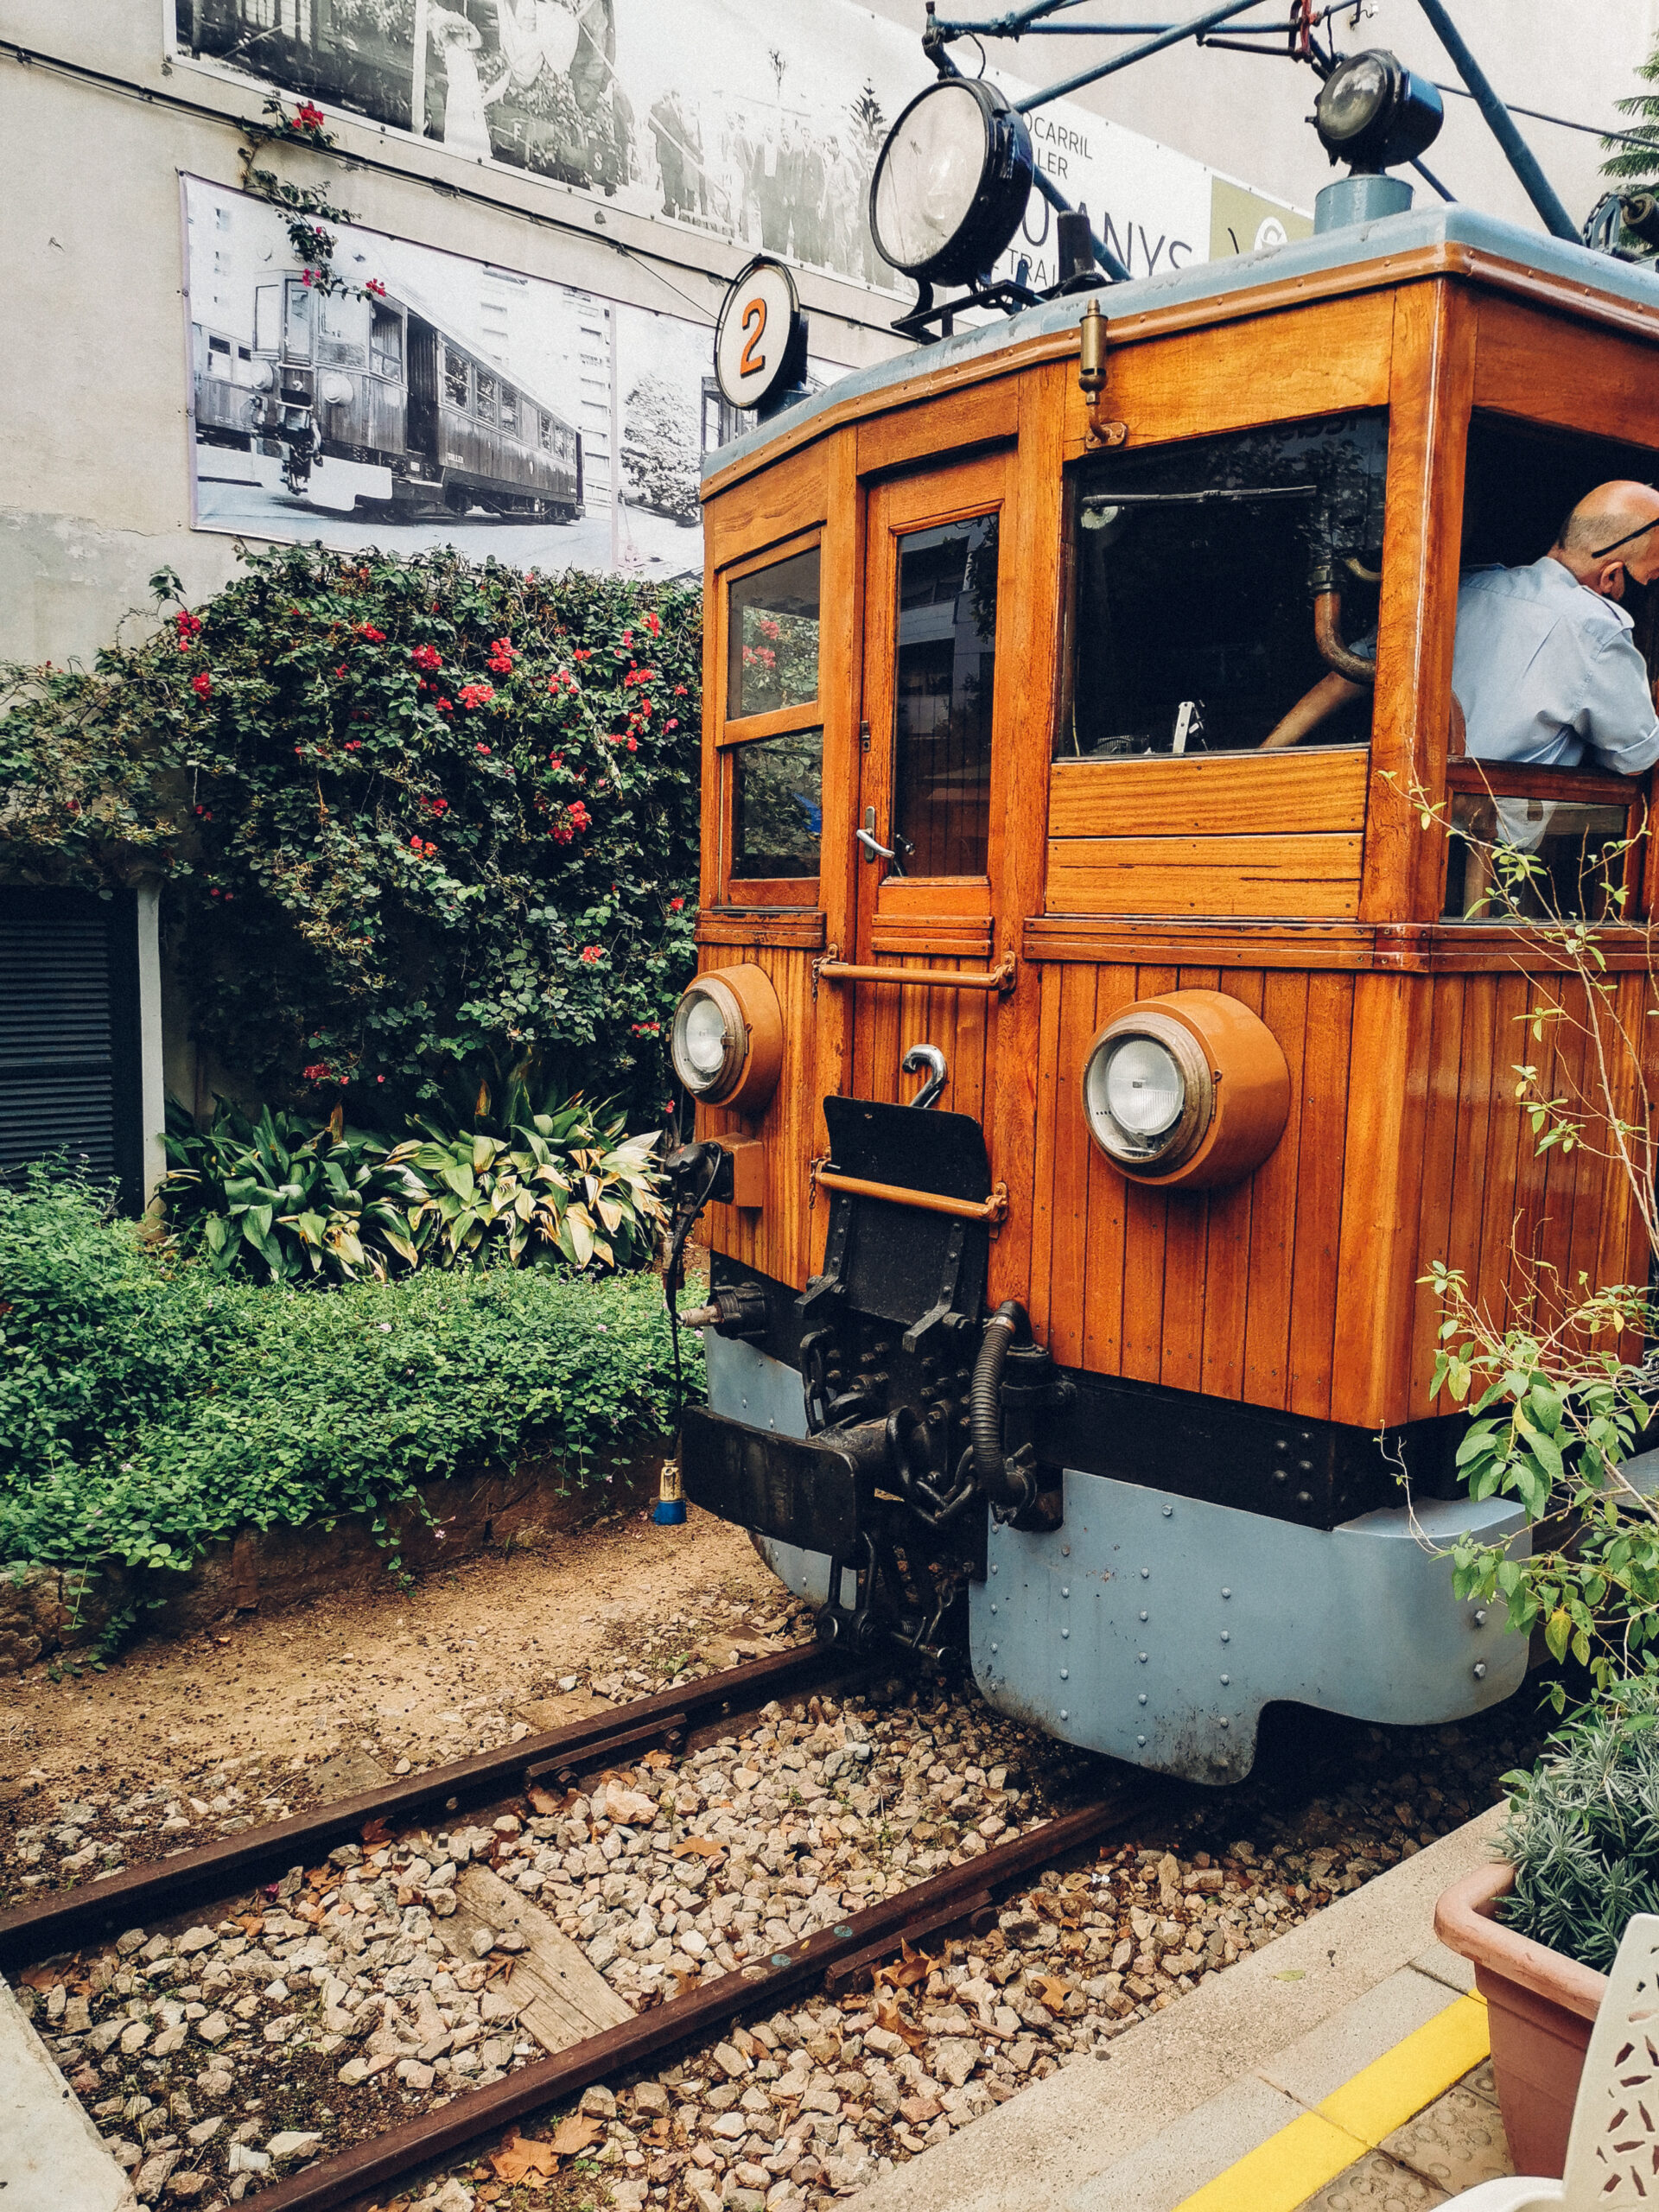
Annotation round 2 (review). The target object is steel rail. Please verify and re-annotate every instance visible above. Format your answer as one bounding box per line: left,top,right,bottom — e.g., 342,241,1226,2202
228,1780,1159,2212
0,1643,848,1975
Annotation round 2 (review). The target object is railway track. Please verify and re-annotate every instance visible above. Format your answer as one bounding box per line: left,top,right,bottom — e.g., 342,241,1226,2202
3,1642,1160,2211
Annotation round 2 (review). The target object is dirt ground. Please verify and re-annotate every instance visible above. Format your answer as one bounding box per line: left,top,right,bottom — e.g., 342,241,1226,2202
0,1503,788,1892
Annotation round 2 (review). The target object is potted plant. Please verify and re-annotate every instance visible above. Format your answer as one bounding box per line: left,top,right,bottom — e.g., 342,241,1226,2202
1435,1683,1659,2177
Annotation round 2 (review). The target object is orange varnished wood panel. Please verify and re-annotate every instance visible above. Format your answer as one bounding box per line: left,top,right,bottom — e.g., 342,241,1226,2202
1048,752,1370,839
1073,290,1394,453
695,941,818,1290
1475,293,1659,450
702,442,828,572
1362,281,1475,925
1046,836,1364,919
855,378,1020,479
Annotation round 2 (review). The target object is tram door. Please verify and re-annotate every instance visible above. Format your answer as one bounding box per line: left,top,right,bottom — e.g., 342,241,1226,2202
849,453,1016,1138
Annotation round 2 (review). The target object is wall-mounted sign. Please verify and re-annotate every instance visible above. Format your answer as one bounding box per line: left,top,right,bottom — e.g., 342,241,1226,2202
714,257,809,417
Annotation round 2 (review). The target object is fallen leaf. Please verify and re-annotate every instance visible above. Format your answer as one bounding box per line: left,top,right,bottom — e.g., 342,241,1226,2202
640,1749,672,1770
361,1816,391,1847
1035,1974,1073,2009
550,2114,603,2156
527,1789,562,1816
489,2135,560,2182
672,1836,726,1859
238,1916,264,1936
874,1995,928,2051
667,1966,702,1999
19,1966,60,1993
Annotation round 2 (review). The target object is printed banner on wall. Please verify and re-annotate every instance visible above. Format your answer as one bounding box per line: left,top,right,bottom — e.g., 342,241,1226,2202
182,175,794,573
170,0,1306,302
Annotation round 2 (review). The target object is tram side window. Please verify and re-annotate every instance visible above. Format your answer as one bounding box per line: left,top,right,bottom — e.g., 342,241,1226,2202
370,305,403,381
536,410,551,452
893,514,998,877
724,542,823,895
728,547,820,717
1063,414,1388,758
443,349,469,409
501,388,519,435
1440,412,1659,923
475,371,497,423
733,729,824,877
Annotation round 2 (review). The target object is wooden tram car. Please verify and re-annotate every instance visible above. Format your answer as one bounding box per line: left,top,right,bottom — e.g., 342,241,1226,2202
664,202,1659,1785
193,273,583,520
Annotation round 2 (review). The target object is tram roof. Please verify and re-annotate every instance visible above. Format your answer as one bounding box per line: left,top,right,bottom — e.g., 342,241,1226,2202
704,203,1659,485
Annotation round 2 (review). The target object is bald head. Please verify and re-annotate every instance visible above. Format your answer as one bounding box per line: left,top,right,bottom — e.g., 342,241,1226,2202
1552,480,1659,597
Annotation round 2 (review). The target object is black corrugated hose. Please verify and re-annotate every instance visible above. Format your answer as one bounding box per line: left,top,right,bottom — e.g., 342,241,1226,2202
971,1300,1038,1515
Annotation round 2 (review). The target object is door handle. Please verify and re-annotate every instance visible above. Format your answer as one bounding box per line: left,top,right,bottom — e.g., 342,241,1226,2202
857,806,905,873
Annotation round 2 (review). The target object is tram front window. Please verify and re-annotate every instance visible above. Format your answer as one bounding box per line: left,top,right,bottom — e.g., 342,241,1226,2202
1064,415,1388,759
893,512,999,876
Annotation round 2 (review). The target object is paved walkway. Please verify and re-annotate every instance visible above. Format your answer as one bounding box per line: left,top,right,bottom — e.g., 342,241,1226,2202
851,1806,1518,2212
0,1974,135,2212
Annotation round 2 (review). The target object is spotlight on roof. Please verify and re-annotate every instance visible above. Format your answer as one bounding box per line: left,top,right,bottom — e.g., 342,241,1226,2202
1309,50,1444,233
869,76,1034,289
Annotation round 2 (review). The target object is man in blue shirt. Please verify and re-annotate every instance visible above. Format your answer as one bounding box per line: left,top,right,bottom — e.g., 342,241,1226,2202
1260,480,1659,772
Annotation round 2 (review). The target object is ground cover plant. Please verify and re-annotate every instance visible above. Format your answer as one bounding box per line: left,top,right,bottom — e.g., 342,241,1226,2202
0,1170,695,1582
0,545,700,1122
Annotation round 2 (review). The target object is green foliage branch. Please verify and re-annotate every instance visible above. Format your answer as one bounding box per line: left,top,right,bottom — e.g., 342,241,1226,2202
0,543,702,1122
1399,778,1659,1707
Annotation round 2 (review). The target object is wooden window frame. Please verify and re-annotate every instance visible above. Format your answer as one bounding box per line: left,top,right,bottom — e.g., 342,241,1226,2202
716,527,825,909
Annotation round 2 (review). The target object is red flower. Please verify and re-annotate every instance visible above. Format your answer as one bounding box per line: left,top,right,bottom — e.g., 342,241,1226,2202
548,752,563,769
475,742,491,755
191,671,213,698
626,735,638,752
573,648,592,662
665,719,679,731
435,696,454,714
334,664,348,678
410,835,423,850
301,268,315,288
580,944,604,963
458,683,494,709
358,624,385,642
486,657,512,675
174,609,202,643
296,101,324,129
344,739,363,751
645,611,661,636
365,278,387,300
410,644,442,671
567,800,591,833
669,896,684,912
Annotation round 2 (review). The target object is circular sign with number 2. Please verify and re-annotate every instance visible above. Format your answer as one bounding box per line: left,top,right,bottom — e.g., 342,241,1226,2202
715,257,803,414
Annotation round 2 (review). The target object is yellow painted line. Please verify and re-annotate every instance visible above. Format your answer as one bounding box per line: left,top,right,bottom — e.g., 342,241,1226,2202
1172,1993,1491,2212
1174,2111,1368,2212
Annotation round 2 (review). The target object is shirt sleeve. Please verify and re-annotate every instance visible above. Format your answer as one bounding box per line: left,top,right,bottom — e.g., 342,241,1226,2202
1581,626,1659,776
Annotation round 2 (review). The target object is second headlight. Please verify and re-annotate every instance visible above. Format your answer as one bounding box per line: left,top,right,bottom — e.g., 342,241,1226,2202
669,964,783,1114
1081,990,1289,1190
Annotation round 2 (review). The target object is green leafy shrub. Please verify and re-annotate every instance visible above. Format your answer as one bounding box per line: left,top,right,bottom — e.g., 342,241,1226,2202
1498,1681,1659,1971
0,1172,694,1577
162,1082,664,1283
162,1098,425,1282
0,545,700,1122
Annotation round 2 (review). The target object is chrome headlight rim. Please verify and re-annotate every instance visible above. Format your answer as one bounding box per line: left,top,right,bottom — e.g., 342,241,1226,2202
1082,1008,1213,1173
671,974,749,1103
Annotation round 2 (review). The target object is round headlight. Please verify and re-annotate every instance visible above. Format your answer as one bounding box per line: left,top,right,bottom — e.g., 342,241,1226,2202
1313,48,1443,174
668,963,784,1115
869,78,1034,288
1081,991,1290,1189
1083,1014,1209,1170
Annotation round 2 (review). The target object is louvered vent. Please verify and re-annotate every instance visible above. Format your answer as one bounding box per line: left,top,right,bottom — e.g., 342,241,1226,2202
0,902,117,1180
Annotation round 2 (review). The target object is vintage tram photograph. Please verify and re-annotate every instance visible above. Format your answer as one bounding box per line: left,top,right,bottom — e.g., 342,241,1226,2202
15,3,1659,2209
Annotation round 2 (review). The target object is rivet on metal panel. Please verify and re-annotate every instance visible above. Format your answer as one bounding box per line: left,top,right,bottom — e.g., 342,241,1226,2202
1220,1674,1230,1685
1060,1668,1069,1680
990,1563,999,1574
1140,1567,1150,1580
1222,1586,1231,1599
1138,1609,1147,1622
1062,1545,1071,1557
1060,1709,1070,1721
1137,1693,1147,1705
1162,1504,1173,1517
1473,1661,1487,1679
1219,1717,1230,1728
1061,1627,1069,1639
1473,1608,1486,1625
1138,1651,1148,1663
990,1641,998,1652
1221,1630,1230,1643
989,1602,997,1614
1136,1734,1146,1747
1061,1586,1069,1599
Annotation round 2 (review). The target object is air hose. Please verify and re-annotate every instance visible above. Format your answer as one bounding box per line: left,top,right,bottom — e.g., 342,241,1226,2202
970,1300,1039,1515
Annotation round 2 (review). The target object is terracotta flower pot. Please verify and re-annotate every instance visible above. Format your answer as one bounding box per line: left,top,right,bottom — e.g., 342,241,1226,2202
1434,1860,1608,2178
